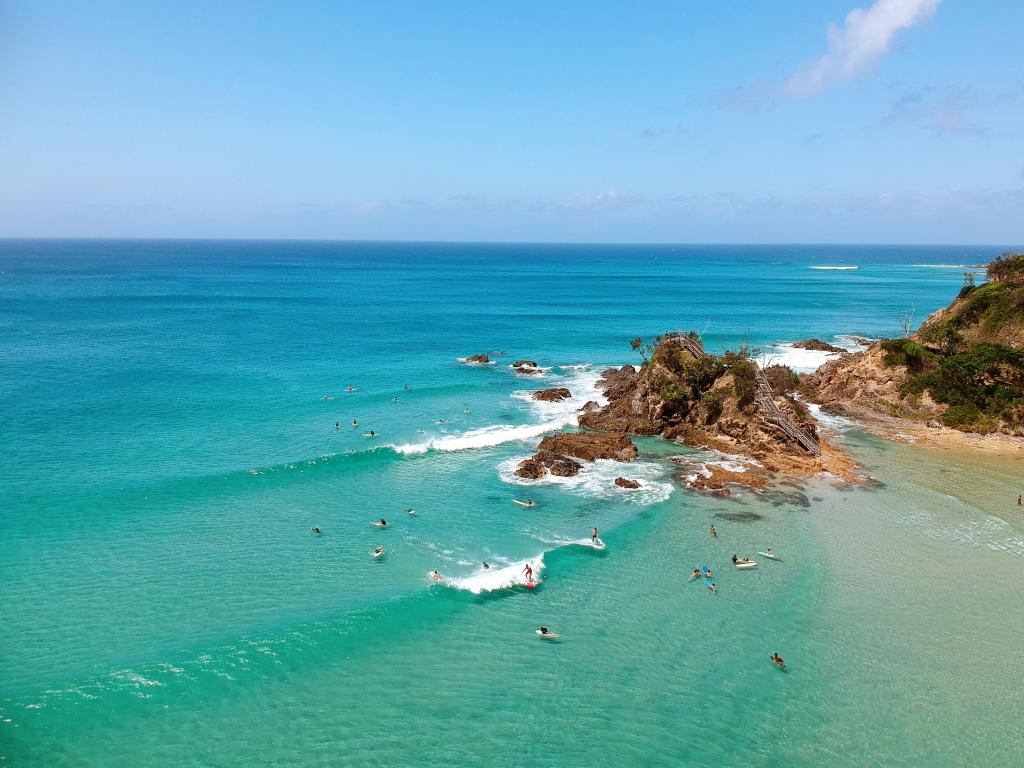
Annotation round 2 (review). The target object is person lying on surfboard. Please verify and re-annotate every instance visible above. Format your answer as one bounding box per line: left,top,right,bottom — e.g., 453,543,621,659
538,626,550,636
772,653,785,668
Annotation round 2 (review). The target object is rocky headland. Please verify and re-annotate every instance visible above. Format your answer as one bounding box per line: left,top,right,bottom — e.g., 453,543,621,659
804,253,1024,441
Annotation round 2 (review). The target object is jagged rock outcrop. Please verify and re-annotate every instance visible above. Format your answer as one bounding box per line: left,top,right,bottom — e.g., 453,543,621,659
462,354,490,364
577,333,858,483
515,431,637,480
793,338,846,353
614,477,641,489
532,387,571,402
513,360,538,369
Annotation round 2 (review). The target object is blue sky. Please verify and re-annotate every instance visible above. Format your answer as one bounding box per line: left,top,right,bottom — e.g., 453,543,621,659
1,0,1022,243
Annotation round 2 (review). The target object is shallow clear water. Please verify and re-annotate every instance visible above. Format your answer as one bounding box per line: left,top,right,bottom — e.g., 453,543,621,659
1,240,1021,766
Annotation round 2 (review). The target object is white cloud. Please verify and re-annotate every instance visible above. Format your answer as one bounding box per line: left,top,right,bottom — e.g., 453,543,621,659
784,0,941,98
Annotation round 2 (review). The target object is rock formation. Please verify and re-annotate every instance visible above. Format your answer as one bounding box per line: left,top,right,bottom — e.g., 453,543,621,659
576,333,858,485
514,431,637,479
805,254,1024,435
532,387,572,402
792,338,846,353
462,354,490,364
614,477,641,489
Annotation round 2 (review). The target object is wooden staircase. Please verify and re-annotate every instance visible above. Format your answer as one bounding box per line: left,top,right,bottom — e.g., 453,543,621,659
753,367,820,455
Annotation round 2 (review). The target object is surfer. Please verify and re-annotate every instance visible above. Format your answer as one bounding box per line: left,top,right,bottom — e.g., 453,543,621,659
690,568,700,579
311,527,321,535
351,419,358,428
522,563,534,581
404,384,409,391
335,422,340,429
1018,495,1022,506
405,507,416,515
772,653,785,668
393,395,399,401
709,582,717,592
367,429,376,437
373,546,384,556
731,555,737,564
591,527,599,544
322,393,330,400
463,408,470,414
431,570,442,582
482,561,490,570
376,518,387,527
538,626,550,636
346,386,354,392
710,524,718,538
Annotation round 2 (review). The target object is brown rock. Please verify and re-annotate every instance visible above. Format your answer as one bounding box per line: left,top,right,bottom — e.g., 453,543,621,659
514,450,583,479
532,387,572,402
614,477,641,489
512,360,539,369
792,339,846,353
463,354,490,364
536,431,638,462
514,459,546,479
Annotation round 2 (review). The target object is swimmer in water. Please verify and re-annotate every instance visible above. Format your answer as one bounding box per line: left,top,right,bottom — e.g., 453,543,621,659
376,518,387,527
352,419,358,428
710,524,718,538
404,384,409,391
463,408,470,414
393,395,399,401
311,527,321,535
335,422,340,429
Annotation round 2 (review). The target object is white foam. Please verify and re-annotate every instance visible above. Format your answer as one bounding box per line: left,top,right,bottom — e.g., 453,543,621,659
910,264,975,269
498,457,674,505
392,421,566,454
810,265,858,270
393,366,605,456
759,343,842,374
442,555,546,594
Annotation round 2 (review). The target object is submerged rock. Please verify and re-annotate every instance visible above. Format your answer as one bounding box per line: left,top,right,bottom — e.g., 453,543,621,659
463,353,490,364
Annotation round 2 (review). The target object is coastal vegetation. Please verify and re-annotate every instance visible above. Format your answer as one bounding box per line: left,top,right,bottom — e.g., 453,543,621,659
808,253,1024,435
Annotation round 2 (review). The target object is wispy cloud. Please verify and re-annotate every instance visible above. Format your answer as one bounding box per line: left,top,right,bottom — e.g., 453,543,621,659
784,0,941,98
878,86,989,135
801,132,824,146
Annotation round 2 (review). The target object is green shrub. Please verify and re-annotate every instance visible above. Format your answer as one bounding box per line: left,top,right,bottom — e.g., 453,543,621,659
700,389,724,423
881,338,937,372
763,364,800,393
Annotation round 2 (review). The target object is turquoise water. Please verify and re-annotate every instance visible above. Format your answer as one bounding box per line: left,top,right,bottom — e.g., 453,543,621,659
2,240,1022,766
